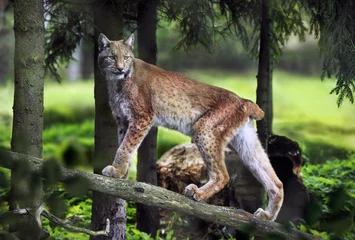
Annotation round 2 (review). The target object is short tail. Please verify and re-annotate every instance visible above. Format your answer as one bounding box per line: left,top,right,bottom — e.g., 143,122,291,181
244,100,264,120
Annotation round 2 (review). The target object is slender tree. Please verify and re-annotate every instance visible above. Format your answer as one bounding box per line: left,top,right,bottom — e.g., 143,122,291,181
256,0,271,149
10,0,45,238
91,0,126,239
136,0,160,236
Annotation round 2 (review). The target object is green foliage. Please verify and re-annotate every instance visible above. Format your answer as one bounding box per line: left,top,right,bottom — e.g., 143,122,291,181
301,157,355,239
45,0,93,80
41,172,92,240
44,106,94,128
157,21,255,72
0,168,10,229
42,120,94,166
306,0,355,105
43,196,92,240
126,228,177,240
161,0,307,63
244,0,307,62
127,201,137,225
160,0,225,52
275,122,354,164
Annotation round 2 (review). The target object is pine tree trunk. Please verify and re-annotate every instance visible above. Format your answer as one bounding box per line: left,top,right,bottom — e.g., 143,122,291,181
256,0,272,150
91,1,126,239
0,0,6,30
136,0,160,236
10,0,44,238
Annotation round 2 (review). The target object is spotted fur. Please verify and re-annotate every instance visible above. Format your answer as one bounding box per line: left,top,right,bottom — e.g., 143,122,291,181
98,33,283,221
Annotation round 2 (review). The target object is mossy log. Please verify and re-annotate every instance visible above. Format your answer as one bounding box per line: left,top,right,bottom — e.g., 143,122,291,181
0,150,321,240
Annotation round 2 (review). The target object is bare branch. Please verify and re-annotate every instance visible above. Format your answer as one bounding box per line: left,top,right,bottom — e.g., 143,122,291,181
0,231,21,240
0,203,109,237
0,204,45,228
0,150,322,240
41,210,110,237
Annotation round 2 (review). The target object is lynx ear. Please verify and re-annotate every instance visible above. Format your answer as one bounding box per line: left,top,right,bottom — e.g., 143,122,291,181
98,33,110,52
125,33,135,49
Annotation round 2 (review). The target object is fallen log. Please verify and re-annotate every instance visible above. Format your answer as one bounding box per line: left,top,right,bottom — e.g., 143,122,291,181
0,150,321,240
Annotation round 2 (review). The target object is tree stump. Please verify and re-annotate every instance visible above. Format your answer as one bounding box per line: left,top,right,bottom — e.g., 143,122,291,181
157,135,309,239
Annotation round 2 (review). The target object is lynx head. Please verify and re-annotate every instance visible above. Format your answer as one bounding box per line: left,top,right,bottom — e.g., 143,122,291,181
98,33,135,81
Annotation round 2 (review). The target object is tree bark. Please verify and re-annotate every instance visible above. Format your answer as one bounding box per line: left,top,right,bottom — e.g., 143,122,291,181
91,1,126,239
0,150,322,240
136,0,160,236
80,38,94,80
10,0,45,238
0,0,7,30
256,0,272,150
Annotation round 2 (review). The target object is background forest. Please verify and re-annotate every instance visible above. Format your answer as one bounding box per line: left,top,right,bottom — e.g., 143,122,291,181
0,0,355,240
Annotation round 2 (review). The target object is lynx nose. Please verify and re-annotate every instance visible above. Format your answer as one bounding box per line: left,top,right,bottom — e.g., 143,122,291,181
117,67,124,73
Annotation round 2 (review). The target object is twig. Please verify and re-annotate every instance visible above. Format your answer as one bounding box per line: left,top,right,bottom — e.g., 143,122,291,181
0,203,109,237
41,210,110,237
0,231,21,240
0,204,45,228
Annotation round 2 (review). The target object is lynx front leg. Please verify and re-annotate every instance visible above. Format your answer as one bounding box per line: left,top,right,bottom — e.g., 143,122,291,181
102,117,153,179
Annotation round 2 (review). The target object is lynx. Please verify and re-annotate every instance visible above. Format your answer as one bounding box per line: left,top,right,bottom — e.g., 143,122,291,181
98,33,283,221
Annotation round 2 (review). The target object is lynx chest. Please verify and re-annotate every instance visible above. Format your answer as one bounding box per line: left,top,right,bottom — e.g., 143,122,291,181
108,89,133,122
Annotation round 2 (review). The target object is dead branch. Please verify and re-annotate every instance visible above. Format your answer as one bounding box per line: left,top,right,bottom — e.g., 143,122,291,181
0,204,109,237
0,231,21,240
41,210,110,237
0,150,322,240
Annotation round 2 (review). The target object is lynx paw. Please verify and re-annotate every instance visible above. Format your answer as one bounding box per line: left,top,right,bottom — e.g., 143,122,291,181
184,184,202,201
102,165,124,178
253,208,274,221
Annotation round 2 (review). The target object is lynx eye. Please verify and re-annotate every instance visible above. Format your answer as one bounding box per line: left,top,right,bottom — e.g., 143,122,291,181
124,56,129,60
107,56,115,61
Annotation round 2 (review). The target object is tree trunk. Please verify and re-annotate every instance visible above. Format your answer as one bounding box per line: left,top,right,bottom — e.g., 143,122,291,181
136,0,160,236
91,1,126,239
80,38,94,80
10,0,45,238
256,0,272,150
0,0,7,30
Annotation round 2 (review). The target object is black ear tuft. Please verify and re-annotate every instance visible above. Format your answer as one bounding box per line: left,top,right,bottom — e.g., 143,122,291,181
98,33,110,52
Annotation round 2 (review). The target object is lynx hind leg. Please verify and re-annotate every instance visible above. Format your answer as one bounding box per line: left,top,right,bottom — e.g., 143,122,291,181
185,133,230,201
230,119,283,221
185,103,245,201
